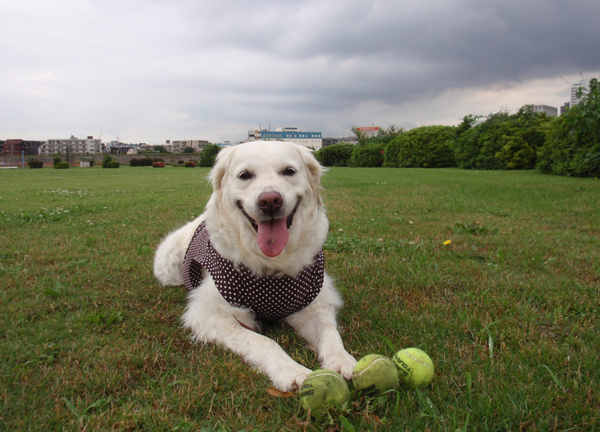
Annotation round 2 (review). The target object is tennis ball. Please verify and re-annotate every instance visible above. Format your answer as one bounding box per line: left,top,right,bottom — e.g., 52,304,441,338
352,354,399,396
299,369,349,415
392,348,434,388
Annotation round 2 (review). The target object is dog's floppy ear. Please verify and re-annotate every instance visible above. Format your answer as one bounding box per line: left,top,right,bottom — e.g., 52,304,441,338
209,147,233,191
297,146,326,205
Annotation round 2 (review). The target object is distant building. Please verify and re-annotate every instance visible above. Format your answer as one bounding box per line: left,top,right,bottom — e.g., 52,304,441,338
322,137,359,147
39,136,102,155
171,140,209,153
356,126,379,138
248,127,323,149
532,105,558,117
138,144,155,153
560,102,570,116
107,142,139,154
570,80,588,107
2,139,44,156
137,143,173,153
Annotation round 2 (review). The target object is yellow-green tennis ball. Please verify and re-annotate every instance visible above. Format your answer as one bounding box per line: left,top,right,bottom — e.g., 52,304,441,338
392,348,434,388
299,369,349,415
352,354,399,396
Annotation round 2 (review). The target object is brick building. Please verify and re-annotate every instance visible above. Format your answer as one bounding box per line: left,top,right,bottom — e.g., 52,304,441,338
1,139,45,156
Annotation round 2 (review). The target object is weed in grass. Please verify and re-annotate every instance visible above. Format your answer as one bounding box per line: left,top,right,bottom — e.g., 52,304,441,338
88,310,124,326
43,281,66,298
451,220,496,236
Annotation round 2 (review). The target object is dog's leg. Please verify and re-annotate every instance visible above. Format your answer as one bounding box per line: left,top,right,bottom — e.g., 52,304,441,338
154,216,205,286
182,283,312,391
285,275,357,379
215,324,312,391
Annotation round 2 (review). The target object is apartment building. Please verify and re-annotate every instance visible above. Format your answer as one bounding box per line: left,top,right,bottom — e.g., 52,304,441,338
38,136,102,155
171,140,209,153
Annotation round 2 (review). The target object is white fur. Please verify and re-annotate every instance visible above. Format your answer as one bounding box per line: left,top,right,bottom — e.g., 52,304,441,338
153,141,356,391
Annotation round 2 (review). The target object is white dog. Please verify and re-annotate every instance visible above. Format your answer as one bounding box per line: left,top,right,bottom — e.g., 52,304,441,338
153,140,356,391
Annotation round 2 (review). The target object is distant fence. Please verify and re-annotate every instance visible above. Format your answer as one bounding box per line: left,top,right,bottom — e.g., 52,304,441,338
0,154,199,167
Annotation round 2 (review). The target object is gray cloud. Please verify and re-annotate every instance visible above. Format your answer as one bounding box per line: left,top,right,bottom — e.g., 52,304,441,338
1,0,599,143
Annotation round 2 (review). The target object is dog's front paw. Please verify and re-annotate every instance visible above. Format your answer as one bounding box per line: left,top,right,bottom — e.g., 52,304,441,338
270,365,312,392
321,351,357,380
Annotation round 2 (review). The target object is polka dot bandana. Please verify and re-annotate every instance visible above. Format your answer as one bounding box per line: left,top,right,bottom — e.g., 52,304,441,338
183,221,324,321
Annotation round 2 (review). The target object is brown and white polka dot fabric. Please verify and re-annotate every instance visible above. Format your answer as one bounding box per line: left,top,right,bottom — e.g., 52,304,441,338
183,221,324,321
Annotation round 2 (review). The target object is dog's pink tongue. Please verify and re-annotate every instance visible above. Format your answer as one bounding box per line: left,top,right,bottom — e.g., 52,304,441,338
257,218,289,257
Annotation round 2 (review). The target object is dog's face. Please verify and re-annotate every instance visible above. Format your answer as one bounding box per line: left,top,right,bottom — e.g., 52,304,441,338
205,141,327,272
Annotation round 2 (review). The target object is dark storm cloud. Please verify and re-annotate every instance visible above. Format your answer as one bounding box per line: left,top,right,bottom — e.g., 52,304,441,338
169,0,600,111
244,1,599,96
1,0,599,142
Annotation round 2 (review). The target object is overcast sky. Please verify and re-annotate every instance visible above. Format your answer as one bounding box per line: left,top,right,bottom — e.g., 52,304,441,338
1,0,599,144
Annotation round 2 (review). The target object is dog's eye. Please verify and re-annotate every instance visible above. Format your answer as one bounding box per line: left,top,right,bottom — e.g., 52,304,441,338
282,167,297,177
238,171,254,181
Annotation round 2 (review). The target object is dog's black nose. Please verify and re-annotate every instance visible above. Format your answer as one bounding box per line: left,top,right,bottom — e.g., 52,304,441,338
258,191,283,214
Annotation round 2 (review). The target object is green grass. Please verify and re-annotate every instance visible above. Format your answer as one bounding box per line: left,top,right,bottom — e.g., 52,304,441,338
1,166,599,431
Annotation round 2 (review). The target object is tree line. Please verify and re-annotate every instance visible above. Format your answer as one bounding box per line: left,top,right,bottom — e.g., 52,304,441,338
316,78,600,178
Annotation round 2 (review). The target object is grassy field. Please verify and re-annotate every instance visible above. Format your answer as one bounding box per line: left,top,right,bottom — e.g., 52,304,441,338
1,165,599,431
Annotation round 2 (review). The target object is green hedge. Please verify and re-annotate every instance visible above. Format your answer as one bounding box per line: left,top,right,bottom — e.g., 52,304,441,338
453,106,550,170
386,125,456,168
350,143,385,167
102,155,120,168
536,78,600,177
130,158,155,167
28,160,44,169
315,143,355,167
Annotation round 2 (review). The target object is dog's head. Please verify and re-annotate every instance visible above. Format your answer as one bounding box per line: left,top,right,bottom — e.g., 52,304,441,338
204,141,327,274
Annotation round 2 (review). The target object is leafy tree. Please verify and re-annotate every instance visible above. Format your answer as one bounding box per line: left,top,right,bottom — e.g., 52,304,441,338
102,155,120,168
537,78,600,177
351,126,369,146
368,125,404,146
455,114,482,138
351,125,404,147
199,144,222,167
183,147,195,154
